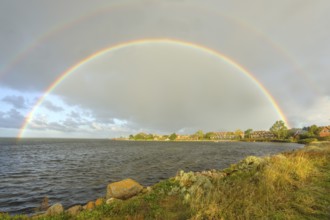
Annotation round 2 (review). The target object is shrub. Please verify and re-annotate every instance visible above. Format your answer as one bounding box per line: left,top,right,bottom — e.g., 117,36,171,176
298,138,317,144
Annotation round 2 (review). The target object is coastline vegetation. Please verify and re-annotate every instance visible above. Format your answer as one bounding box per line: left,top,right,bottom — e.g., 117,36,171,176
118,121,330,144
1,141,329,219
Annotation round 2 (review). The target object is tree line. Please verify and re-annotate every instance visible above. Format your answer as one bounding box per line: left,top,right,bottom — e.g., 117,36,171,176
126,121,329,143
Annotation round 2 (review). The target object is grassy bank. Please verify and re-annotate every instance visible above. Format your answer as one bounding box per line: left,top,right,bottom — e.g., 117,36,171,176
2,142,329,220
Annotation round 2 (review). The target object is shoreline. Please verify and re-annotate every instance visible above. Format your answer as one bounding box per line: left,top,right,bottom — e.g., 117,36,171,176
1,141,329,219
111,138,295,143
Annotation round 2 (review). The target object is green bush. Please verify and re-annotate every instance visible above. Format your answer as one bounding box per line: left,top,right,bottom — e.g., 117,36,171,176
298,138,318,144
318,136,330,141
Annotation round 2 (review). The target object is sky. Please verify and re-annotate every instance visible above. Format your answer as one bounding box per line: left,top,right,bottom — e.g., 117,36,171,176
0,0,329,138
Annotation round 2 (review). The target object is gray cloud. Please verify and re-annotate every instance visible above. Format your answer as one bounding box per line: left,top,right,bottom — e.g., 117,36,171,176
287,95,330,128
2,95,26,109
68,111,81,119
28,114,132,137
29,117,81,132
42,100,64,112
53,44,281,133
0,109,25,129
2,0,326,97
0,0,329,137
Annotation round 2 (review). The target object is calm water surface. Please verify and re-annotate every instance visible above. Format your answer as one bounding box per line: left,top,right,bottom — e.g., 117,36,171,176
0,138,302,214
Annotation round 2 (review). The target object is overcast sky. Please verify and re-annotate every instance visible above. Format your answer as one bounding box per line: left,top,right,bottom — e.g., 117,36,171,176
0,0,329,138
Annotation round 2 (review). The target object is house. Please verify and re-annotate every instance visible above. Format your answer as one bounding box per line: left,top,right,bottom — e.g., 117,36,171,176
290,128,307,139
319,126,330,137
235,130,244,139
176,135,191,141
250,131,276,139
215,132,235,140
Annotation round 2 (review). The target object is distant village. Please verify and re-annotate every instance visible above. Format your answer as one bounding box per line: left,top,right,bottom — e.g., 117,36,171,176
113,121,330,143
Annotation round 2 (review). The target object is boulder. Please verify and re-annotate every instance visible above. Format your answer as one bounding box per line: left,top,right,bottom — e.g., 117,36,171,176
86,201,95,210
66,205,82,216
106,178,143,199
95,198,104,206
46,203,63,216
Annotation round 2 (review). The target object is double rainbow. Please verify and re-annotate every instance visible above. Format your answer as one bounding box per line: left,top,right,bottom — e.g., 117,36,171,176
18,38,289,138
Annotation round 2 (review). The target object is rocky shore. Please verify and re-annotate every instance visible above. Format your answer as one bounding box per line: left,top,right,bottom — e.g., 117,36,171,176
31,178,147,218
1,141,329,220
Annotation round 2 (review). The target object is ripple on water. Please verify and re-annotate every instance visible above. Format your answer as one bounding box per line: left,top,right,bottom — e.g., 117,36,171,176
0,139,302,214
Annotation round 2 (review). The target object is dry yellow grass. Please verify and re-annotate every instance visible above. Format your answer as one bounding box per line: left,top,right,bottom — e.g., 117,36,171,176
176,141,330,219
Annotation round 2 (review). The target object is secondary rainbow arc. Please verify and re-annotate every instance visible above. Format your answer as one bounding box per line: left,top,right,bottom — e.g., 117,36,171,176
2,4,319,95
18,38,289,138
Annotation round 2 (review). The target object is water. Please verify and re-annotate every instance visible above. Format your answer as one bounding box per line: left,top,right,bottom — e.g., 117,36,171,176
0,138,302,215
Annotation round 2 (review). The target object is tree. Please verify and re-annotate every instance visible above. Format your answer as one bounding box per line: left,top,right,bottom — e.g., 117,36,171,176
205,132,217,140
270,120,288,139
194,130,204,140
286,128,300,139
134,132,147,140
234,129,243,139
308,125,320,136
169,133,177,141
244,129,253,139
146,133,154,140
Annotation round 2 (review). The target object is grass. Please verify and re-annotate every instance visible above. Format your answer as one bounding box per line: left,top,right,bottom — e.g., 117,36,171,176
1,141,329,219
176,141,330,219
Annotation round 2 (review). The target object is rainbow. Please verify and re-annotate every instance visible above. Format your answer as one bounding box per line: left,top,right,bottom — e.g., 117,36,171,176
1,3,319,95
0,1,133,78
18,38,289,138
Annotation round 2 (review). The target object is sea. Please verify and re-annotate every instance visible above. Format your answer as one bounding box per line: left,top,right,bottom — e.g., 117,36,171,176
0,138,302,214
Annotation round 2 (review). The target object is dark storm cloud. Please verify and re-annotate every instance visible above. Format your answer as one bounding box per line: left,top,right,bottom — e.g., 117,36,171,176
2,95,27,109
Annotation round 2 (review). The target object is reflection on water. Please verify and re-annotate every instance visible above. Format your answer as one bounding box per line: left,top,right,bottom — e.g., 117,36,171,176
0,138,302,214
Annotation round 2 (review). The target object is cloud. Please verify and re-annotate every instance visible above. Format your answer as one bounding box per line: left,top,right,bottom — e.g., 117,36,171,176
62,117,85,129
288,96,330,127
29,116,77,132
42,100,64,112
2,95,26,109
0,109,25,129
28,114,49,130
68,111,81,119
1,1,330,137
29,110,97,133
50,44,282,134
